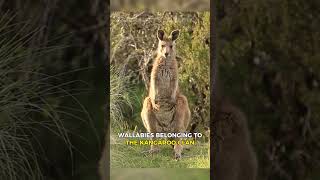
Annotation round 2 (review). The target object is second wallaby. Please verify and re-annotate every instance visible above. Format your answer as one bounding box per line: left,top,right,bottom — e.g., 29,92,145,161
214,98,258,180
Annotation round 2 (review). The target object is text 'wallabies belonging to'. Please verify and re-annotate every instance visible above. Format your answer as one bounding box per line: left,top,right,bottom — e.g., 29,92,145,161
141,29,191,159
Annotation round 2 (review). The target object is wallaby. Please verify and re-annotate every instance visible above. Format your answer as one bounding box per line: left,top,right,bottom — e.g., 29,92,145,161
214,97,258,180
141,29,191,159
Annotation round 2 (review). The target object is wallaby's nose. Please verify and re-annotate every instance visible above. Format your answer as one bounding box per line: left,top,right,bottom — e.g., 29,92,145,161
165,53,169,57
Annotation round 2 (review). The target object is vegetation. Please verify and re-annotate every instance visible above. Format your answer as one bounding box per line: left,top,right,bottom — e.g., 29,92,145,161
217,0,320,179
111,139,209,168
110,66,134,132
0,13,72,180
0,1,106,180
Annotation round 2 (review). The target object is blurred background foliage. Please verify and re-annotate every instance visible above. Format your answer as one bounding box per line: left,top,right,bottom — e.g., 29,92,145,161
0,1,106,180
110,12,210,134
217,0,320,180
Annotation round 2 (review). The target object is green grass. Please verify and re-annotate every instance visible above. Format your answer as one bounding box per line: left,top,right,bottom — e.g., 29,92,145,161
110,136,210,168
111,168,210,180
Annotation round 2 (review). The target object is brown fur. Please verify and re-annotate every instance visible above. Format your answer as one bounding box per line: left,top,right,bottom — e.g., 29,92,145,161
214,98,258,180
141,30,191,159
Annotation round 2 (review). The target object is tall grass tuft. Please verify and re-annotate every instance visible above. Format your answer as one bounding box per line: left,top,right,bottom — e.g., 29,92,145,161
0,12,92,180
110,65,134,133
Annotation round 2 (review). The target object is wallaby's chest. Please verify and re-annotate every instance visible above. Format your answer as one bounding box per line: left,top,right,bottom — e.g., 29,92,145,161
156,65,174,81
154,65,176,94
151,59,178,99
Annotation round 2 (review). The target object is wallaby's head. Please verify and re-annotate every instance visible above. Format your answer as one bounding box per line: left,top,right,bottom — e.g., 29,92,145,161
157,29,180,59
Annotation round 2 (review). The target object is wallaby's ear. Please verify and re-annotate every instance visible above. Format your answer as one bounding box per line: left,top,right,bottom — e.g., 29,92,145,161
157,29,165,41
170,30,180,41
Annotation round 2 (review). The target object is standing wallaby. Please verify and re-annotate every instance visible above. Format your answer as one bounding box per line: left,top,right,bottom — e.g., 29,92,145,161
141,29,191,159
214,98,258,180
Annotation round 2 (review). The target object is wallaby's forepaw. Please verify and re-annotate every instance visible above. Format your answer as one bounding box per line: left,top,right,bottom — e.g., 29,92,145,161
153,103,160,111
174,144,183,160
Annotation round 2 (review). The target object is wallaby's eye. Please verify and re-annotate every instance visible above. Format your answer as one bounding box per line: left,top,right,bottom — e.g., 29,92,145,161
170,45,173,48
161,45,165,48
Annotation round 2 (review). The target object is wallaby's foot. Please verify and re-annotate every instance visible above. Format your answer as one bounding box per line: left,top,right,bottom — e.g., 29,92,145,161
174,144,183,160
174,152,182,160
175,151,186,159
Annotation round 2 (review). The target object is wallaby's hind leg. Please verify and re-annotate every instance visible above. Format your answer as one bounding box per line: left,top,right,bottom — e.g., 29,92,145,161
172,94,191,159
141,96,160,153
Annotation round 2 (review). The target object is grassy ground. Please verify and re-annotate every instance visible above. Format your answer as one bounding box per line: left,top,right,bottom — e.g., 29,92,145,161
110,135,210,168
111,168,210,180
